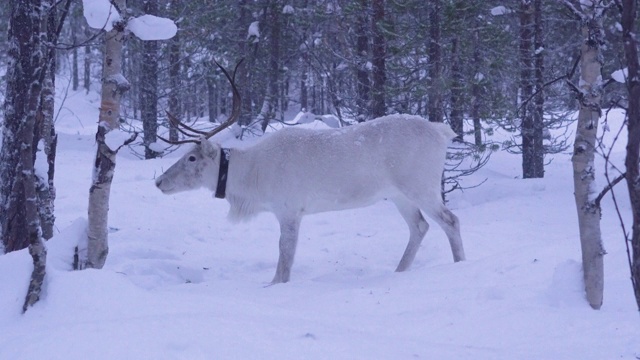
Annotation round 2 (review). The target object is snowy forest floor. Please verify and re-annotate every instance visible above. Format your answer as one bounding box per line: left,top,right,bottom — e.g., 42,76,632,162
0,82,639,359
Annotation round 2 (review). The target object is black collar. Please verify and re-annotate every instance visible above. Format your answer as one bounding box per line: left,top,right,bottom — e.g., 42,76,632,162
215,148,230,199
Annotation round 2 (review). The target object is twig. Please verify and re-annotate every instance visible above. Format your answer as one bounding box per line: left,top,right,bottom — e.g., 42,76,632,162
594,172,626,207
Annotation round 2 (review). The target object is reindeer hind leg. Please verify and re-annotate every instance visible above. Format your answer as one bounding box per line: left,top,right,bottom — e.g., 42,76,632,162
393,197,430,272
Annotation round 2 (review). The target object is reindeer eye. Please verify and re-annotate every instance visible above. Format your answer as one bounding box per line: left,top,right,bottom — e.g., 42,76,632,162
188,155,197,162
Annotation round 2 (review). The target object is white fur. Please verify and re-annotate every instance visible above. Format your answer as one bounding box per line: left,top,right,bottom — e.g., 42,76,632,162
156,114,465,283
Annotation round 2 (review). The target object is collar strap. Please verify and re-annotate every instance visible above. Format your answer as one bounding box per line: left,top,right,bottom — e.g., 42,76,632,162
215,148,230,199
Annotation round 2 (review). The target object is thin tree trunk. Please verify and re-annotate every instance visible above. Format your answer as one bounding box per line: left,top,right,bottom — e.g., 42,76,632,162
531,0,545,177
371,0,386,118
20,90,47,313
520,0,537,179
621,0,640,310
206,74,217,122
471,30,483,147
36,0,58,240
261,0,281,131
450,37,463,141
140,0,159,159
428,0,442,123
168,0,180,141
572,5,605,309
84,26,91,94
82,0,130,269
355,0,370,122
236,0,255,128
71,2,79,91
300,53,308,111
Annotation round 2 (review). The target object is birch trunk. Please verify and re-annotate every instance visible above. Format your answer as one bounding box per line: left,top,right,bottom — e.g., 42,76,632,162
82,0,129,269
572,6,605,309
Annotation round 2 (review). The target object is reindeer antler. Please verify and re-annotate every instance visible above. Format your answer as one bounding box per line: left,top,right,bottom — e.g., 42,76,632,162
158,59,243,145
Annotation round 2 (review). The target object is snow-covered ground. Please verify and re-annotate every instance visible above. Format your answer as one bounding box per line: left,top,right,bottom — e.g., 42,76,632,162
0,82,638,359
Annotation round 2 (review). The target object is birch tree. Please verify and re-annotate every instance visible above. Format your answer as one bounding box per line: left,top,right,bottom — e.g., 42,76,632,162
77,0,176,269
563,0,608,309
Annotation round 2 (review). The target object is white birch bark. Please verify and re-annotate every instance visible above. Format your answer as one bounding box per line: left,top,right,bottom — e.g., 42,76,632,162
82,0,128,269
571,2,606,309
80,0,175,268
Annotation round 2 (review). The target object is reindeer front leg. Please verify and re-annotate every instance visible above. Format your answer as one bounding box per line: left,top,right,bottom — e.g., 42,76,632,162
271,215,302,284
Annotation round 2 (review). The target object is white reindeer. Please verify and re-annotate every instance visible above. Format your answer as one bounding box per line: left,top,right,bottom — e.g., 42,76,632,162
155,64,465,284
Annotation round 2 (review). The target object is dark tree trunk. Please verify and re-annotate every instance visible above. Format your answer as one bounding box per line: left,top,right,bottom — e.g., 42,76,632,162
167,0,180,141
520,0,539,178
355,0,370,122
371,0,386,118
236,0,255,128
260,0,281,132
428,0,442,123
300,53,308,111
450,37,463,141
621,0,640,311
1,0,45,253
141,0,159,159
531,0,545,177
0,0,47,311
84,26,91,93
36,0,64,240
471,30,483,146
206,74,217,122
71,1,79,91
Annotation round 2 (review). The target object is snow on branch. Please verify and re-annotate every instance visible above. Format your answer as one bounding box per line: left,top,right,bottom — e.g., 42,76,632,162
127,15,177,41
83,0,177,41
83,0,121,31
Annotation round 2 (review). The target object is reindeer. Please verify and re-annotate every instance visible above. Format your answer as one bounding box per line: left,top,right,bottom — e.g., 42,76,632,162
155,62,465,284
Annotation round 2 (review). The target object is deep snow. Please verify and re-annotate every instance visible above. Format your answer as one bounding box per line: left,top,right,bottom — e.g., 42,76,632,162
0,80,638,360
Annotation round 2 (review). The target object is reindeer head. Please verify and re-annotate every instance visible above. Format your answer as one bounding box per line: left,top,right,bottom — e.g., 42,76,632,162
155,60,241,195
155,139,222,194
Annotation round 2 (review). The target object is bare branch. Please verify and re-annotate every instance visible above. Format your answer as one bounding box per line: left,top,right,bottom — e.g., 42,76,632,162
594,172,627,207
